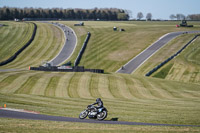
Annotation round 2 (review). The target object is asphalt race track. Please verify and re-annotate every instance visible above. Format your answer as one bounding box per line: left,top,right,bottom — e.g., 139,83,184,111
117,31,200,74
47,22,77,66
0,109,199,127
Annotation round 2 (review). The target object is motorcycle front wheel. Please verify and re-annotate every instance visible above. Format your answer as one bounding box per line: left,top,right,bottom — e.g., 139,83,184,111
97,110,107,120
79,110,88,119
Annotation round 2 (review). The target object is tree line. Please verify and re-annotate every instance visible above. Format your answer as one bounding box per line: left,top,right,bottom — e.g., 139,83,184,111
0,7,130,20
187,14,200,20
169,13,200,20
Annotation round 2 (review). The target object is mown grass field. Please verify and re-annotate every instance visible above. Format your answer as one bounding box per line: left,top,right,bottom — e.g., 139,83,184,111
136,32,200,83
165,35,200,83
0,21,200,132
0,21,34,62
0,21,64,69
60,21,200,72
0,71,200,124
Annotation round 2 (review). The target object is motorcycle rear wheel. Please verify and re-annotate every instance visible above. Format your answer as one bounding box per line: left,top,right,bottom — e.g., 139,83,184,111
79,110,88,119
97,110,107,120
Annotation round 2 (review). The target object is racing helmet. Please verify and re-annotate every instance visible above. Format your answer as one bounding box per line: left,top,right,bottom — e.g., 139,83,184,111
96,98,101,102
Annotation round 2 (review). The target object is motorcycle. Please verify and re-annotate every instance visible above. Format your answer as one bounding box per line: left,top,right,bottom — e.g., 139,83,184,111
79,105,108,120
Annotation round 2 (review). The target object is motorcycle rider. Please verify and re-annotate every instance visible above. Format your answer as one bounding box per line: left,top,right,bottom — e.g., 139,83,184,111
91,98,103,112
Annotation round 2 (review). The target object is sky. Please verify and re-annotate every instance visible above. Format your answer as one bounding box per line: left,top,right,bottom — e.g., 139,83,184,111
1,0,200,19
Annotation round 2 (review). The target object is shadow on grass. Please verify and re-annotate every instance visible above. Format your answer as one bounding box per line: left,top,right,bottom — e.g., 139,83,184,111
109,118,118,121
0,24,8,27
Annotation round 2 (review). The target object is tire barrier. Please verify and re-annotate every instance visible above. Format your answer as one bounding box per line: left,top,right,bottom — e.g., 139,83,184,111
74,32,91,66
0,22,37,66
30,66,104,74
145,34,200,77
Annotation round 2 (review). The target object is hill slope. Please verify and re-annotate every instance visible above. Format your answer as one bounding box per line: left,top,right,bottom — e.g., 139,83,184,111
0,22,65,69
136,33,200,83
0,70,200,125
0,22,34,62
0,21,200,132
60,21,200,72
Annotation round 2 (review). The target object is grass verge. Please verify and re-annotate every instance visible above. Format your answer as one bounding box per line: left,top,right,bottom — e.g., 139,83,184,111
153,63,174,79
0,118,200,133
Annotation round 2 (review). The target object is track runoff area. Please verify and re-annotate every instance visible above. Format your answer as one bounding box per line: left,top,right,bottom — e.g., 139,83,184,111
0,108,199,127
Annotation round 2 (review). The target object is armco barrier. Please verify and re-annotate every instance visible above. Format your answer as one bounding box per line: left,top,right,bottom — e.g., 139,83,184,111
0,22,37,66
74,32,91,66
145,34,200,77
30,66,104,74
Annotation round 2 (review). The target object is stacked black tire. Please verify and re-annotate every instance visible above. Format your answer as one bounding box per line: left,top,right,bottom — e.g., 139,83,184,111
30,66,104,73
74,32,91,66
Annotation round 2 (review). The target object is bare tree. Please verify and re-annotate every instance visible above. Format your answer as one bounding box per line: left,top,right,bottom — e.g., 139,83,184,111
146,13,152,21
187,14,200,20
126,10,132,19
169,14,176,20
137,12,143,20
176,14,185,20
